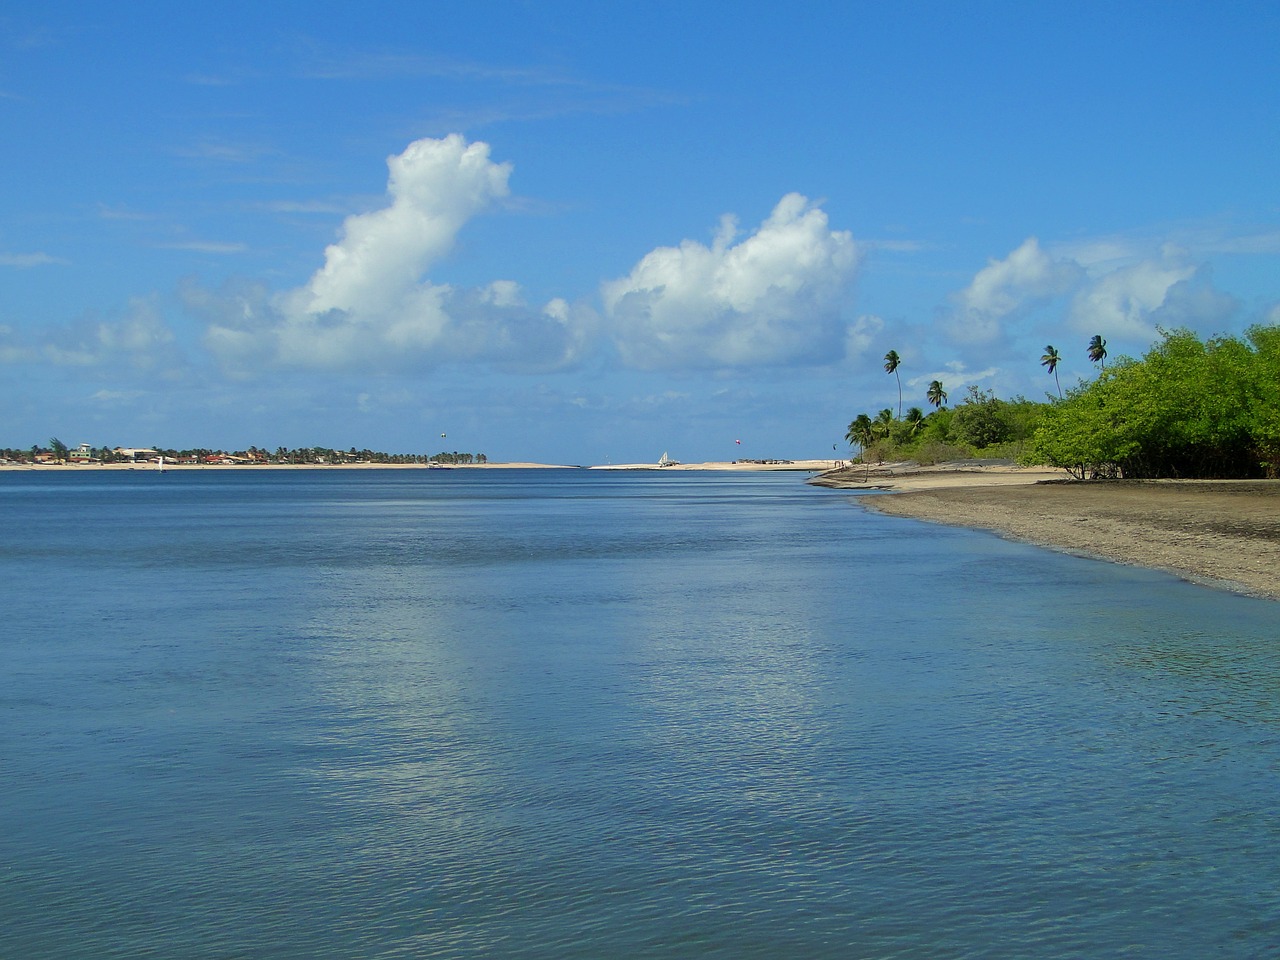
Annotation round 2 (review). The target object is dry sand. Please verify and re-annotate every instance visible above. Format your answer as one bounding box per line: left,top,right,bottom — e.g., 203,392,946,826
812,462,1280,601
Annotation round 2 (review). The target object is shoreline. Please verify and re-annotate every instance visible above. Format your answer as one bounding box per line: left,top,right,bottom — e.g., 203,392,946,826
814,461,1280,602
12,456,1274,600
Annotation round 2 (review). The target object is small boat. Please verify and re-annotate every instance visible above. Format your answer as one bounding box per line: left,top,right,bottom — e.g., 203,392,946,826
157,455,166,473
658,451,680,467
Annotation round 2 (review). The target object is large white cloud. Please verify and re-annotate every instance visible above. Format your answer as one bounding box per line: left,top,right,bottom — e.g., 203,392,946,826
601,194,859,368
1067,254,1198,338
946,236,1243,351
948,238,1081,343
201,135,589,374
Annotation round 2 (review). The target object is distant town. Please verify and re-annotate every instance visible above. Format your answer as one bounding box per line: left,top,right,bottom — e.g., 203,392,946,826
3,440,487,466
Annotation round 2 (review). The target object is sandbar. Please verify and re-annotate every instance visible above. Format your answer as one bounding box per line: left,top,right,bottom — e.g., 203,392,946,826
813,462,1280,601
1,459,841,472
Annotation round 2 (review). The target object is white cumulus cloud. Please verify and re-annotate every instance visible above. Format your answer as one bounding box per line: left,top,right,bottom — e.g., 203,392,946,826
602,194,859,368
201,135,589,375
1067,254,1198,338
946,235,1245,350
948,238,1081,343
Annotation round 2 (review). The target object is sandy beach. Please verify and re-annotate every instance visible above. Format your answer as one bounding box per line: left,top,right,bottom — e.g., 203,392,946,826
813,462,1280,601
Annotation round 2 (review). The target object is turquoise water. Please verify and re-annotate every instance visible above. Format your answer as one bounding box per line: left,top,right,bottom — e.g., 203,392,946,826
2,469,1278,958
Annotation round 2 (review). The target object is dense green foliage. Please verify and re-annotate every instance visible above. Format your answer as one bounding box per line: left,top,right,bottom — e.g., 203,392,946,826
1028,326,1280,479
847,385,1045,464
847,326,1279,479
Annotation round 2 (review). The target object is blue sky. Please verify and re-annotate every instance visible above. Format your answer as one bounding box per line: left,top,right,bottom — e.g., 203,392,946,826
3,1,1278,464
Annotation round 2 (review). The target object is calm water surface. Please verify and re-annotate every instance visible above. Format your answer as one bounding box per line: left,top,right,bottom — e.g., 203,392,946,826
2,469,1278,958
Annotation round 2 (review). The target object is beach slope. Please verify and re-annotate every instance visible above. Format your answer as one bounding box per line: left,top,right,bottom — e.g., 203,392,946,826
814,463,1280,600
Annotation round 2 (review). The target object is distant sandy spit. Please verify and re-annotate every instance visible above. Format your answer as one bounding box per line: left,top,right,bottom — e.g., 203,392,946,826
0,461,579,471
590,459,839,472
812,461,1280,601
1,459,841,472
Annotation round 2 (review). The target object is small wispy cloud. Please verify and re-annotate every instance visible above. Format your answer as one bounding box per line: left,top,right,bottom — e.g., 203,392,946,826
292,40,577,86
173,139,276,164
292,38,684,131
90,389,147,404
861,238,929,254
183,72,241,87
42,295,181,372
1052,222,1280,269
1185,230,1280,256
2,22,59,50
258,199,351,215
906,362,998,392
160,241,248,255
0,252,67,268
97,203,156,221
408,84,688,136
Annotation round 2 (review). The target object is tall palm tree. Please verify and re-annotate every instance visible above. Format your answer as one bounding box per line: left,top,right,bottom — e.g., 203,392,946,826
1040,344,1062,398
1087,335,1108,369
883,350,903,418
927,379,948,410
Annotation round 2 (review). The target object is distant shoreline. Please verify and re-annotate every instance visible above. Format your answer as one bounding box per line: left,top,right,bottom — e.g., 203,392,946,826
11,456,1278,600
0,459,842,473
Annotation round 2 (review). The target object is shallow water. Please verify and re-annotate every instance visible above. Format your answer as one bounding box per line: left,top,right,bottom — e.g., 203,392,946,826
2,469,1278,958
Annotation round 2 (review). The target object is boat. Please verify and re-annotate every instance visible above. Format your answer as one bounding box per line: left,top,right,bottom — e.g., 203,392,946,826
658,451,680,467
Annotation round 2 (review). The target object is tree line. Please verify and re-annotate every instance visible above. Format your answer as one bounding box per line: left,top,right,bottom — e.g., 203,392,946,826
846,325,1280,479
1029,326,1279,479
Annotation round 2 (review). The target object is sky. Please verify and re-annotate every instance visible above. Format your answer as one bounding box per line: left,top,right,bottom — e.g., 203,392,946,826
3,1,1278,464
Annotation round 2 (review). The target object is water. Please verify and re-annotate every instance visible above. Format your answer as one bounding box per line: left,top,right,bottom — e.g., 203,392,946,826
2,468,1278,958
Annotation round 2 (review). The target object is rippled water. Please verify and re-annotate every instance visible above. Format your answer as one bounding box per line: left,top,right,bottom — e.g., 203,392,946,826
2,469,1278,958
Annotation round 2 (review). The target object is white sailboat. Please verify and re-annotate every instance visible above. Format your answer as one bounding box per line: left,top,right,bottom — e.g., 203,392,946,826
658,451,680,467
157,455,166,473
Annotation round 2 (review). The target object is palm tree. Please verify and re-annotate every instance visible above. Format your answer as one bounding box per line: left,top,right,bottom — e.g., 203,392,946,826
1087,335,1108,369
874,408,895,439
904,407,925,433
883,350,903,418
927,379,948,410
845,414,873,450
1040,344,1062,398
845,414,876,477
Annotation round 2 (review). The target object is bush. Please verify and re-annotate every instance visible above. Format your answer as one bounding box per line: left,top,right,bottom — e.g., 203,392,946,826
1027,326,1279,479
912,441,972,465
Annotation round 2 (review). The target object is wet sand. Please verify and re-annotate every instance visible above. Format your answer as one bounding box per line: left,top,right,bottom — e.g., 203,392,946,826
814,463,1280,600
